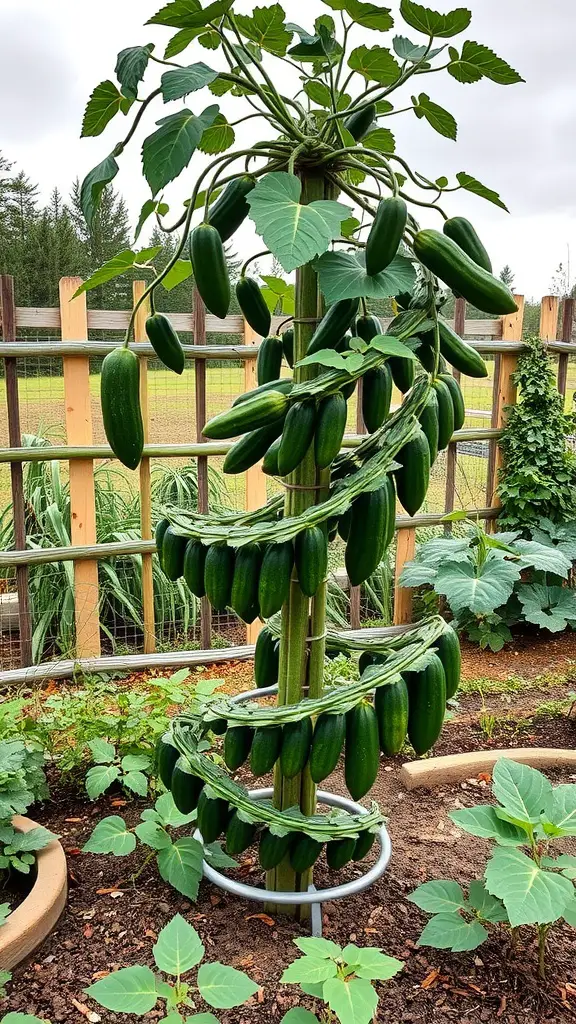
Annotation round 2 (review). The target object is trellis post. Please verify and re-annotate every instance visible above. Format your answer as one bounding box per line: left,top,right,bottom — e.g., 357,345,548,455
133,281,156,654
490,295,525,513
243,317,267,644
193,286,212,649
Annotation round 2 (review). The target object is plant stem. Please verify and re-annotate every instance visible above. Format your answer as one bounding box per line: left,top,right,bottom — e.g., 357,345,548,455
537,924,547,979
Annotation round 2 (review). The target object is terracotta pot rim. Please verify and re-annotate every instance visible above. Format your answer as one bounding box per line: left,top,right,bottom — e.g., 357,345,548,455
400,747,576,789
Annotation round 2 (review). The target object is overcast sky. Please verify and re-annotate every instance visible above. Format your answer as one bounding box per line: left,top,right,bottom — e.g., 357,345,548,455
1,0,575,300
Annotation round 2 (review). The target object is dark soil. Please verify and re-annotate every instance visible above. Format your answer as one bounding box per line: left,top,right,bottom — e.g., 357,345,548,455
5,707,576,1024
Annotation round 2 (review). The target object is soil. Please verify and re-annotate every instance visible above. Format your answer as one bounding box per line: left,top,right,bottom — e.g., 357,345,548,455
4,704,576,1024
459,627,576,683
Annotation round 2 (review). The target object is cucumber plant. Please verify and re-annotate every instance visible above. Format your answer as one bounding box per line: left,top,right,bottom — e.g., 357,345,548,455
80,0,522,910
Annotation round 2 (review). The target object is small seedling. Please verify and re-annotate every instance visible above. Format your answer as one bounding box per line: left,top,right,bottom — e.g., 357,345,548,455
85,738,152,799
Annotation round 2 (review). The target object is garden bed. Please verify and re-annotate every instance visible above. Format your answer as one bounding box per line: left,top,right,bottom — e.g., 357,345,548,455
5,702,576,1024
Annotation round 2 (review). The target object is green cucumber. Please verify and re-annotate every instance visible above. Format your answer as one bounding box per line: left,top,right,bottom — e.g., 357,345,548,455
237,275,272,337
197,790,229,844
101,347,144,470
433,378,455,450
258,542,294,618
413,229,517,315
209,719,227,736
307,298,360,355
155,518,170,570
204,390,289,440
256,335,283,385
157,733,179,789
225,811,257,855
362,365,392,433
190,223,230,319
277,401,316,476
250,725,282,776
254,627,279,688
419,388,440,465
280,717,313,779
290,835,324,873
183,539,207,597
344,103,376,141
358,651,387,675
262,436,281,476
224,421,284,475
326,837,357,870
341,380,356,401
315,393,347,469
345,477,395,586
443,217,492,273
366,197,408,276
435,627,461,699
295,526,327,597
353,830,376,862
389,354,415,393
230,544,262,623
171,756,203,814
145,313,184,374
375,678,409,755
259,829,293,870
233,378,293,406
355,313,382,342
309,712,345,784
204,544,234,611
162,527,188,581
438,321,487,379
406,654,446,755
207,174,255,241
345,700,380,800
224,725,253,771
395,429,430,516
439,372,465,431
282,327,294,368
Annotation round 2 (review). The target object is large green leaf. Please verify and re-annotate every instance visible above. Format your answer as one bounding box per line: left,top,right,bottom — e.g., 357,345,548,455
456,171,508,211
157,837,204,899
323,975,378,1024
362,127,396,153
485,847,574,927
418,913,487,952
448,41,524,85
149,0,234,29
400,0,471,38
85,764,121,799
155,791,197,827
321,0,394,31
165,27,200,58
197,962,259,1008
513,539,571,577
393,35,444,61
135,199,169,241
341,945,403,981
281,956,338,984
85,966,158,1014
348,44,400,83
466,880,509,923
89,737,116,763
517,584,576,633
247,172,350,273
153,914,205,975
236,5,293,56
293,937,342,959
434,555,520,615
198,114,235,154
162,259,194,291
492,758,552,825
115,44,154,99
563,895,576,927
407,879,466,914
544,785,576,836
449,804,527,845
81,81,130,138
72,247,161,298
122,770,149,797
134,819,172,850
314,251,415,303
280,1011,318,1024
80,154,119,227
142,106,219,195
161,63,218,101
413,92,457,140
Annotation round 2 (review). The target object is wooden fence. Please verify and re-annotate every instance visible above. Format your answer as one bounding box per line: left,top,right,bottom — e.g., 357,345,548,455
0,272,574,680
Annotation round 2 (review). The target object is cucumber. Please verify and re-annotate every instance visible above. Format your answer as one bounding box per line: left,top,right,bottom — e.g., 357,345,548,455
282,327,294,368
326,837,356,870
197,790,229,844
345,480,394,586
171,757,203,814
237,275,272,337
344,103,376,141
223,421,284,475
224,725,253,771
366,197,408,276
307,298,360,355
145,313,184,374
162,527,188,581
230,544,262,623
101,347,144,470
290,835,324,873
262,436,281,476
341,380,356,401
389,354,415,393
406,654,446,755
256,335,283,385
382,475,397,549
412,336,436,374
354,313,381,342
358,651,387,675
419,389,440,465
233,378,293,406
362,365,392,433
439,372,465,431
277,401,316,476
258,541,294,618
295,526,328,597
433,378,455,450
280,717,313,779
443,216,492,273
336,330,353,353
438,321,487,379
204,543,235,610
259,829,293,870
413,229,517,315
155,518,170,570
183,539,207,597
209,718,227,736
315,393,347,469
207,174,255,241
190,223,230,319
204,390,289,440
250,725,282,776
345,700,380,800
353,830,376,862
254,627,279,687
395,429,430,517
435,627,461,699
157,733,179,789
337,507,352,542
375,678,409,755
225,811,257,855
309,712,346,784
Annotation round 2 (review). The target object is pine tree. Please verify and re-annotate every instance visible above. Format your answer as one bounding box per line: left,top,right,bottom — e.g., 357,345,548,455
68,179,131,307
499,264,515,288
25,189,85,306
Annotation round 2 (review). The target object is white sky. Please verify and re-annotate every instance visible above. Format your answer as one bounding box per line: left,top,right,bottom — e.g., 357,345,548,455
1,0,575,300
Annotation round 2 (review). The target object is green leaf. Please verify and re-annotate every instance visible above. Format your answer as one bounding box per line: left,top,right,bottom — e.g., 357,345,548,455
86,764,121,800
400,0,471,38
544,785,576,836
296,349,349,371
165,28,199,58
121,754,151,772
149,0,234,29
80,154,119,228
86,966,158,1014
116,44,154,99
513,539,571,577
122,770,149,797
88,737,117,763
348,45,400,84
369,336,418,360
563,895,576,927
155,791,197,827
393,35,444,61
10,826,57,853
153,914,205,975
323,975,378,1024
435,556,520,615
83,815,136,856
341,945,403,981
142,105,219,195
134,820,172,850
279,1010,318,1024
340,216,361,238
304,80,332,107
407,879,466,914
236,5,293,56
492,758,552,825
362,127,396,153
418,913,488,952
247,172,350,273
186,1016,220,1024
199,114,235,154
197,963,259,1009
161,63,218,101
2,1016,48,1024
281,956,338,984
81,81,130,138
157,837,204,900
288,25,342,62
293,937,342,959
413,93,457,140
314,251,415,303
448,40,524,85
517,584,576,633
162,260,194,291
203,842,238,869
72,250,136,298
466,880,509,923
135,199,169,241
455,171,508,212
321,0,394,31
485,847,574,927
449,804,527,845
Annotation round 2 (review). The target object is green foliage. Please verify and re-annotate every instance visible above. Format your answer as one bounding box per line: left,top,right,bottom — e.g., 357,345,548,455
498,336,576,529
85,740,152,800
0,740,48,821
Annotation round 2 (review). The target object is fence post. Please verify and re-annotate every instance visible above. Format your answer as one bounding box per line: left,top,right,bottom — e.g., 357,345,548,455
393,527,416,625
348,364,367,629
490,294,525,513
558,297,574,399
0,275,32,666
133,281,155,654
444,297,466,518
60,277,101,657
193,286,212,650
243,318,267,644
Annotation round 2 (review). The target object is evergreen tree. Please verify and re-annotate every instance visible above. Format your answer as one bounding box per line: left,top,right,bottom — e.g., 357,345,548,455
68,179,131,307
499,264,515,288
25,189,85,306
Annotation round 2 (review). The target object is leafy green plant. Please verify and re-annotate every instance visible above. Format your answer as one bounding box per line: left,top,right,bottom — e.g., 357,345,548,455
0,740,48,820
1,1015,44,1024
0,906,10,928
408,758,576,977
281,936,403,1024
0,822,57,878
85,912,259,1019
85,739,152,799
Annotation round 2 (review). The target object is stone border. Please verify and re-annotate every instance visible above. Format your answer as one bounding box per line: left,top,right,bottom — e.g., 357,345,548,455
0,815,67,970
400,747,576,790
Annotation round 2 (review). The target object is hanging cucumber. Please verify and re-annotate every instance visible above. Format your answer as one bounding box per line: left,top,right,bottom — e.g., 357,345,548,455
197,790,229,844
280,717,313,779
309,712,346,783
224,420,285,475
395,429,430,516
161,527,188,581
337,507,352,542
345,700,380,800
155,518,170,570
353,830,376,862
413,230,517,315
233,378,293,406
389,353,415,393
290,835,324,872
262,436,281,476
315,392,347,469
277,401,316,476
435,626,461,699
250,725,282,776
237,275,272,337
406,654,446,755
359,651,387,675
362,365,392,433
307,298,360,355
183,539,207,597
365,197,408,276
189,223,230,319
438,321,488,379
355,313,382,342
145,313,185,374
207,174,255,241
157,733,179,789
419,388,440,465
375,677,409,755
344,103,376,141
224,725,253,771
230,544,262,623
203,390,289,439
259,829,293,870
254,627,279,687
204,543,235,610
171,757,203,814
443,217,492,273
101,347,144,470
433,378,455,450
345,480,394,586
295,526,327,597
326,837,357,870
282,327,294,368
258,541,294,618
256,335,283,385
439,372,465,431
225,811,257,856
